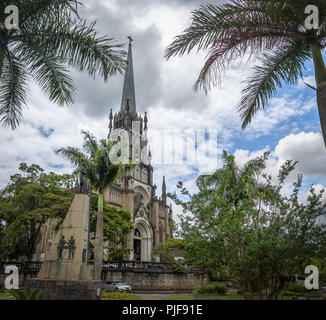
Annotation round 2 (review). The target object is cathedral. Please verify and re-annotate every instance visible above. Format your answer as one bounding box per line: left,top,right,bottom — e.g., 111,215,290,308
104,37,173,261
35,38,173,262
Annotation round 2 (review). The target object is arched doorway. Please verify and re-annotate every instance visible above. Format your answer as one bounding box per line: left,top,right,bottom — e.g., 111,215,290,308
133,219,153,261
133,229,141,261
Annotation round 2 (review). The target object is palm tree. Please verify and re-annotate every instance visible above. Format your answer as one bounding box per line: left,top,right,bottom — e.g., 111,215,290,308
197,150,275,231
58,130,135,280
0,0,126,129
165,0,326,147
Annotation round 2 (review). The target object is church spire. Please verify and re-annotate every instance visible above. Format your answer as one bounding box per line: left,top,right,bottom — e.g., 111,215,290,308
108,108,113,138
162,176,166,204
121,36,136,115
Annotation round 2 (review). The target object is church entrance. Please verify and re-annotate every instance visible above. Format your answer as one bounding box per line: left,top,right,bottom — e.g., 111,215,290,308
133,239,141,261
133,228,141,261
132,223,152,262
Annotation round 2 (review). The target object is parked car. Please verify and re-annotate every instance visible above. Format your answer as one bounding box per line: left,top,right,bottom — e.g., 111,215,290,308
147,263,163,269
103,262,119,268
322,286,326,294
289,274,305,286
102,280,132,292
293,275,305,286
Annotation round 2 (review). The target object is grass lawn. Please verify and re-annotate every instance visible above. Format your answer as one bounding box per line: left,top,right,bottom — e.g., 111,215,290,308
218,293,245,300
165,293,247,300
165,293,246,300
102,294,142,300
120,294,142,300
0,291,13,299
165,294,194,300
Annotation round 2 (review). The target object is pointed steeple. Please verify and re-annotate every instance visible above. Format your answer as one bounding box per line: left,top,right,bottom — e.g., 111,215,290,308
162,176,166,204
148,147,152,163
121,36,136,116
144,112,148,131
108,108,113,138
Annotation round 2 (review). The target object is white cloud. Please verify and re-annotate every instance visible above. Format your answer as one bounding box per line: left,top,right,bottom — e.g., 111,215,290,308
274,132,326,177
0,0,324,222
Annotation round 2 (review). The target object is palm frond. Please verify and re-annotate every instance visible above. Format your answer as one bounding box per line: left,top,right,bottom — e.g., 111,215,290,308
13,17,127,81
165,1,301,58
1,2,126,129
239,40,310,128
4,0,79,33
81,130,98,159
0,51,28,129
20,46,76,105
165,1,306,92
57,147,87,166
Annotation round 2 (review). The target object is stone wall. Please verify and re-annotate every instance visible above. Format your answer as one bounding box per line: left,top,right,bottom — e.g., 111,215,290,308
103,270,209,292
1,265,210,293
25,278,102,300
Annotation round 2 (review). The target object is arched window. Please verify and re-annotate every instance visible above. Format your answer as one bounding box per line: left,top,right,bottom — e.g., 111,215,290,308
134,229,141,237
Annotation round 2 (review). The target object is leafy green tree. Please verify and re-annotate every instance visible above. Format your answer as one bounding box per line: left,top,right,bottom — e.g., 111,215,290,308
171,151,326,299
0,163,74,260
152,243,175,263
107,248,131,263
165,238,187,251
165,0,326,147
90,194,133,247
152,238,187,263
0,0,126,128
58,130,135,280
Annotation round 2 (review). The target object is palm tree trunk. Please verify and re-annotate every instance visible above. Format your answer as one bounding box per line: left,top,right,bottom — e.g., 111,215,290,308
93,192,104,280
311,44,326,148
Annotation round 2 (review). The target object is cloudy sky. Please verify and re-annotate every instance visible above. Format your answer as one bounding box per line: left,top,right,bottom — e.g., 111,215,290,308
1,0,326,219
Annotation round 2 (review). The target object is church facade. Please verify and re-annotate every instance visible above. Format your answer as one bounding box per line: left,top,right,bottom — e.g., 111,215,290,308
35,38,173,262
105,37,173,261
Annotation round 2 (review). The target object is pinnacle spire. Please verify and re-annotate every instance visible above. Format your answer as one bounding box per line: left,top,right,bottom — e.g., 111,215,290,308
162,176,166,204
108,108,113,138
121,36,136,115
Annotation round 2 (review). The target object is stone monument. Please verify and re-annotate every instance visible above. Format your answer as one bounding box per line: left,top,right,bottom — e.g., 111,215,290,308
26,193,102,300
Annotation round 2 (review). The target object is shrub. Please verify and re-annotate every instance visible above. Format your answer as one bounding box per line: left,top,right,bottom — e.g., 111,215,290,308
286,283,304,294
101,291,130,299
210,270,229,282
280,290,303,297
172,261,186,273
195,283,227,295
9,288,40,300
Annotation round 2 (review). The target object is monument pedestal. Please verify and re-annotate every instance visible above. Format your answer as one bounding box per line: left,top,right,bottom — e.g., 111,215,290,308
26,193,102,300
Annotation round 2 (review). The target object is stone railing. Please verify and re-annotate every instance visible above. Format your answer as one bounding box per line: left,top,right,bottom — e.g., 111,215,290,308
1,260,208,274
0,261,42,274
100,261,206,272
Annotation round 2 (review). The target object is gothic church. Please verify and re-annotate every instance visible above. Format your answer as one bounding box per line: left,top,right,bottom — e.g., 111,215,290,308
35,38,173,262
105,37,173,261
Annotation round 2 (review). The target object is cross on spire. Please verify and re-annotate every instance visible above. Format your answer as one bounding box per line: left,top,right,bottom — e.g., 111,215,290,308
128,35,133,45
